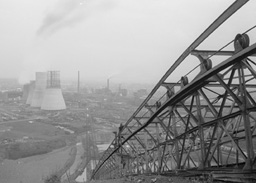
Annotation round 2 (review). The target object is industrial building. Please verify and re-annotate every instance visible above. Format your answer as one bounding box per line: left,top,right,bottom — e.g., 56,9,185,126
41,71,66,110
26,80,35,105
31,72,47,107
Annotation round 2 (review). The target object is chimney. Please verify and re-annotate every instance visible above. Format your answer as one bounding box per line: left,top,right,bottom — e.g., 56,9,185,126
41,71,66,110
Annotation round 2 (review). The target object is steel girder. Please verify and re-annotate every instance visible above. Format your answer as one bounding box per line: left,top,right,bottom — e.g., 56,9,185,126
91,0,256,181
92,43,256,181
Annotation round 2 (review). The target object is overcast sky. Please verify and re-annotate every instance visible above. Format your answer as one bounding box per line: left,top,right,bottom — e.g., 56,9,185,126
0,0,255,84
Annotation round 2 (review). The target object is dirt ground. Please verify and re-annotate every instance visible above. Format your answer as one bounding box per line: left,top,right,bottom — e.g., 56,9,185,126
87,175,197,183
0,145,72,183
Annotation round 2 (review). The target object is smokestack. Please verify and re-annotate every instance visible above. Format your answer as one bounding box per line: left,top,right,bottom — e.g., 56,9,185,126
31,72,47,107
77,71,80,93
26,81,35,105
41,71,66,110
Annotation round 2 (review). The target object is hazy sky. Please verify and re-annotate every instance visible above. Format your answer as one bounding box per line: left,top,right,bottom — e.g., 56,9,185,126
0,0,255,84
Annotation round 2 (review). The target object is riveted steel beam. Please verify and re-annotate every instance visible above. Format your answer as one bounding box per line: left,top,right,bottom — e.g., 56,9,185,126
91,1,252,179
191,49,256,57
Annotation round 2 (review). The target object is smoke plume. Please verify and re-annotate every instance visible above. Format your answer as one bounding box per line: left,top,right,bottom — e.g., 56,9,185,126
37,0,118,36
37,0,87,36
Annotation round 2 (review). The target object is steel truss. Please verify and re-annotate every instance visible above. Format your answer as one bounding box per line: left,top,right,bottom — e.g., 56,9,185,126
91,1,256,182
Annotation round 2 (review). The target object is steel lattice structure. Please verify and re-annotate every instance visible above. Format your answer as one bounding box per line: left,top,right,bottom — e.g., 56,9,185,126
91,1,256,182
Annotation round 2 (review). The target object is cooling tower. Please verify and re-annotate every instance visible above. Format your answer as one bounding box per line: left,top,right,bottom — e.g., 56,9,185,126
26,81,35,105
41,71,66,110
31,72,47,107
22,83,30,102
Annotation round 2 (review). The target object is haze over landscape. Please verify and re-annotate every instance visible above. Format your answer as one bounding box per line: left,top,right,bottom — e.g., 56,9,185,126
1,0,255,85
1,1,256,183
